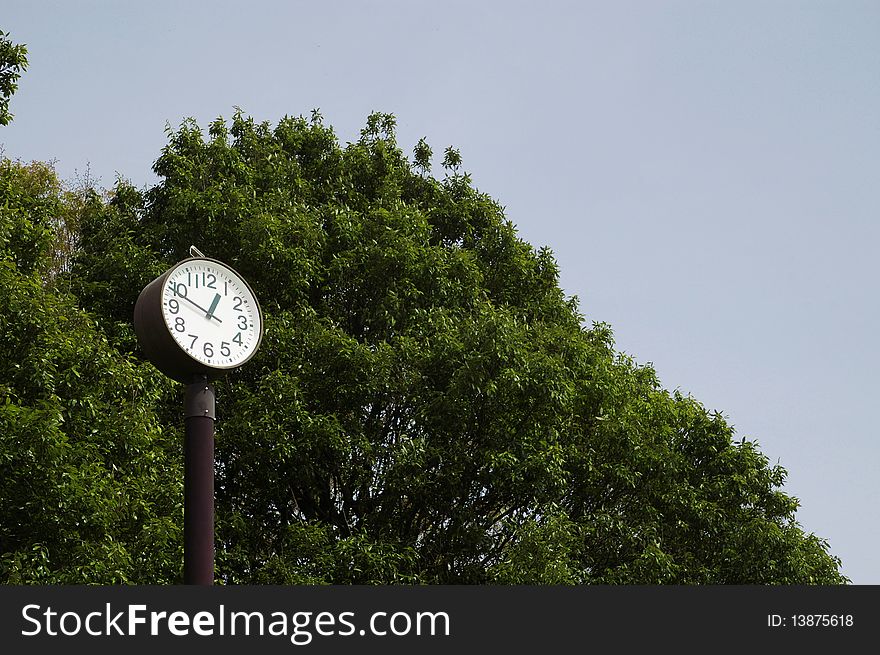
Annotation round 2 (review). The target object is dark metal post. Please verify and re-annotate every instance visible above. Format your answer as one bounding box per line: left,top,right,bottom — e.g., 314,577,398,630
184,375,216,585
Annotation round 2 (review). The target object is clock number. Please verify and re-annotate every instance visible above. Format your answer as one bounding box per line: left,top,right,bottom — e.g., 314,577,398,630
237,315,248,330
168,299,179,314
224,280,228,296
174,317,185,332
233,296,244,311
192,272,217,289
188,334,198,349
232,332,243,346
203,342,214,358
220,341,231,357
174,283,188,298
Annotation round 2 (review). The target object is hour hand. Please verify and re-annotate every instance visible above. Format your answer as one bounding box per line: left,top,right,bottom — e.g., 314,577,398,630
205,293,221,320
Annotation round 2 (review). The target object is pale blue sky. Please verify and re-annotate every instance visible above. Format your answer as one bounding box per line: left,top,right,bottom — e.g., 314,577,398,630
3,0,878,583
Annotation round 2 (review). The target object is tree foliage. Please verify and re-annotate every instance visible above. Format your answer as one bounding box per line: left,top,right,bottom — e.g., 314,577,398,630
0,109,847,584
0,159,181,582
0,30,28,126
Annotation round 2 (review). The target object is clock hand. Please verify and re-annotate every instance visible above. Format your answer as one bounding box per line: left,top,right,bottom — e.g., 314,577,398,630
205,293,221,320
177,294,223,323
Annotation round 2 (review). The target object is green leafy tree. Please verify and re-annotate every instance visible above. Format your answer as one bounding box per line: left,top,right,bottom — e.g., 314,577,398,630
0,30,28,126
0,158,181,583
58,110,845,584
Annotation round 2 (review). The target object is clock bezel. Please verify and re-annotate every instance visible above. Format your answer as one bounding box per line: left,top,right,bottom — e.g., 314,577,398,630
134,257,264,383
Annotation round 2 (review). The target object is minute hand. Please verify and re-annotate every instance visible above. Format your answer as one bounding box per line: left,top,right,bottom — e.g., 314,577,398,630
178,294,223,323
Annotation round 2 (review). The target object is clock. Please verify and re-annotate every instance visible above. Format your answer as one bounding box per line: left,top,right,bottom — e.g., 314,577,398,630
134,257,264,382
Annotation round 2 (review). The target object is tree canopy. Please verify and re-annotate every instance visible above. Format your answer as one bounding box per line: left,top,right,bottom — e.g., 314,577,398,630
0,107,847,584
0,30,28,126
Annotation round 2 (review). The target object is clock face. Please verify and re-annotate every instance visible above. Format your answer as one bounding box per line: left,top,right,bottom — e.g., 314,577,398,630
160,259,263,370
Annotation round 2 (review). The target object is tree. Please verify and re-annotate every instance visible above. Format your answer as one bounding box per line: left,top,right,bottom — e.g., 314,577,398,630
0,158,181,583
0,30,28,126
62,110,845,584
1,109,846,584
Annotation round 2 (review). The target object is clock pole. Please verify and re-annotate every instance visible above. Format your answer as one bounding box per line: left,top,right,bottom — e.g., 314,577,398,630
134,248,263,586
184,374,216,585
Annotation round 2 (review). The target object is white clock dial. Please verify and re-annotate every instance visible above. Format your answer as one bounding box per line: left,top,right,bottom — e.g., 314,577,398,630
160,259,262,369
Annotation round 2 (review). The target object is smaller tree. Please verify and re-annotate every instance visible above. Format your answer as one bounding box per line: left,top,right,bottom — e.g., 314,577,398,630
0,30,28,126
0,158,183,584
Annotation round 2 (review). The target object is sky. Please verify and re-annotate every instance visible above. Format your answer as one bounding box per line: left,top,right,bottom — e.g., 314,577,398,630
3,1,878,583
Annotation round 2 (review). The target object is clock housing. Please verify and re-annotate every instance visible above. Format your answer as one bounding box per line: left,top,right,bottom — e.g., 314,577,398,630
134,257,264,382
